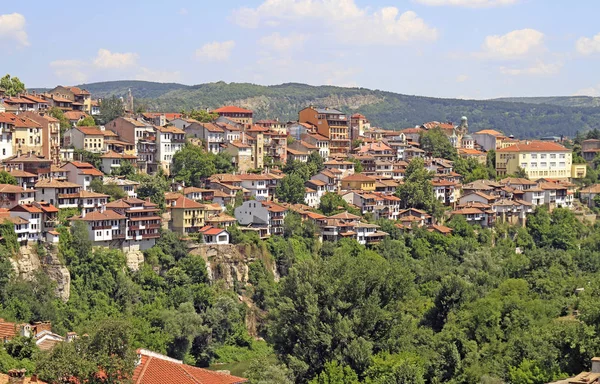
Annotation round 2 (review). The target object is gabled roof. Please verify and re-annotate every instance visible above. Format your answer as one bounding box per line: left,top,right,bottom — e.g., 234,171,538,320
328,211,361,220
100,150,137,159
0,184,30,193
199,225,227,236
132,349,247,384
474,129,503,136
341,173,376,183
75,126,104,136
35,179,81,188
169,195,204,209
70,210,126,221
63,111,89,120
213,106,253,114
496,141,570,153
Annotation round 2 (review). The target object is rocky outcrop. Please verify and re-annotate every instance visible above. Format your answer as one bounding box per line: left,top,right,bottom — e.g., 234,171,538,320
189,243,278,288
10,245,71,302
125,250,144,271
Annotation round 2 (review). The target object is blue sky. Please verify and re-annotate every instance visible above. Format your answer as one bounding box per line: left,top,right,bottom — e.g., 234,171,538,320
2,0,600,99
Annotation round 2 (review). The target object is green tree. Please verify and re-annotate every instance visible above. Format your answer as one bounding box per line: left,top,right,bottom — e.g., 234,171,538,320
0,74,25,96
90,179,126,201
513,167,529,179
188,109,219,122
276,174,305,204
396,157,443,218
171,144,216,186
49,107,72,137
420,127,457,160
133,172,169,209
76,116,96,127
111,160,136,178
351,157,364,173
245,358,294,384
35,319,137,384
0,171,17,185
309,361,359,384
97,95,125,125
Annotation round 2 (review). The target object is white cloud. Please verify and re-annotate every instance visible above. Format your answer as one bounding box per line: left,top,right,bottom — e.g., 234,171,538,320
576,33,600,55
573,85,600,97
195,41,236,62
259,32,307,53
456,74,469,82
415,0,519,7
93,49,138,69
178,8,188,16
50,60,88,83
136,67,182,83
481,29,544,58
0,13,29,47
499,60,562,76
231,0,437,45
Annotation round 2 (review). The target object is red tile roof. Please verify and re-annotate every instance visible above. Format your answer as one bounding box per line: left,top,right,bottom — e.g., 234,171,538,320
341,173,376,183
170,195,204,209
213,106,253,114
76,126,104,136
133,350,247,384
496,141,570,153
63,111,89,120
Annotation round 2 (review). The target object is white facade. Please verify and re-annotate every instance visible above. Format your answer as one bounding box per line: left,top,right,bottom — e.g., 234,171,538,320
0,119,14,160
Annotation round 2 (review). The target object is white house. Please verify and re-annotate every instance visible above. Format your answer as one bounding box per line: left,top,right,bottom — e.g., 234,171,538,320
199,226,230,244
155,125,185,174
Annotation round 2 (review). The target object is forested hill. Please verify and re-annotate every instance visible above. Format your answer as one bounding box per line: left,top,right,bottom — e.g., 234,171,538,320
76,81,600,138
494,96,600,108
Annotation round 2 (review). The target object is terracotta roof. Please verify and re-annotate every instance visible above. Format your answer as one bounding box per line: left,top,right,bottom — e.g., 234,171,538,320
459,148,485,155
75,126,104,136
155,125,185,134
328,211,361,220
0,184,29,193
428,224,453,234
206,213,236,223
452,207,484,215
0,112,41,128
63,111,89,120
0,372,46,383
580,184,600,194
357,142,392,153
229,141,251,149
133,349,246,384
213,106,253,114
238,174,272,181
5,216,28,225
35,179,81,188
100,150,138,159
70,210,126,221
341,173,376,183
169,195,204,209
10,204,42,213
142,112,183,120
0,320,17,340
199,226,227,236
287,148,308,155
496,141,570,153
474,129,503,136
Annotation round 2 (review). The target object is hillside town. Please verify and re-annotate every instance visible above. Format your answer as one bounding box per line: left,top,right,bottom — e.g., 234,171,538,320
3,80,600,384
0,84,595,253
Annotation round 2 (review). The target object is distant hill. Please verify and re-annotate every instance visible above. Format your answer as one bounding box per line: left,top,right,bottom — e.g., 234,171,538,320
55,80,600,138
493,96,600,108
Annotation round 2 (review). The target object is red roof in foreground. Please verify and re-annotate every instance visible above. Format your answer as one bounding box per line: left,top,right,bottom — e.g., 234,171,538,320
132,350,247,384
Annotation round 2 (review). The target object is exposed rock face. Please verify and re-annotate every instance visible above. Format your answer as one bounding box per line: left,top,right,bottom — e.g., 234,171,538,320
41,249,71,302
125,250,144,271
10,245,71,302
189,243,278,288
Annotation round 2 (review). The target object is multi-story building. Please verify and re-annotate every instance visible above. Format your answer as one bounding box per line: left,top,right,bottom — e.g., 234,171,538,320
106,117,157,173
299,107,349,156
155,125,185,174
227,141,253,172
234,200,288,238
238,174,270,201
0,113,16,159
301,132,329,160
70,209,128,248
19,112,61,165
185,122,224,154
61,161,104,191
35,179,81,209
0,184,36,209
103,177,139,198
105,198,161,251
495,141,581,180
100,151,138,175
212,106,253,126
64,126,105,153
2,113,44,156
472,129,503,151
350,113,370,140
168,195,221,235
2,95,49,112
341,173,376,191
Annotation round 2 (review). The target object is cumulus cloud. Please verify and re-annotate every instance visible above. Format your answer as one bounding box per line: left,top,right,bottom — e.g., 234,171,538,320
231,0,437,45
573,86,600,97
415,0,519,7
93,48,138,69
499,60,562,76
50,60,88,83
195,41,236,61
576,33,600,55
480,29,544,58
259,32,307,53
0,13,29,47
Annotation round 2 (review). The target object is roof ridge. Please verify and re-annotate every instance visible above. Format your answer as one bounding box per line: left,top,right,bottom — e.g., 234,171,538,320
136,356,152,384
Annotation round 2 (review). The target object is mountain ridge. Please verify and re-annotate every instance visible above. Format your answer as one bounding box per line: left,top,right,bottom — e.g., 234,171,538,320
34,80,600,138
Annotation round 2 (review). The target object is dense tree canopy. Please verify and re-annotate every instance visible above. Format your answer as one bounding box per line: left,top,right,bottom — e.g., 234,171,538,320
0,74,25,97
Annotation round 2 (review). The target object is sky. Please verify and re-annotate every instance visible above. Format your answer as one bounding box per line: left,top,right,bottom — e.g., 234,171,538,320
2,0,600,99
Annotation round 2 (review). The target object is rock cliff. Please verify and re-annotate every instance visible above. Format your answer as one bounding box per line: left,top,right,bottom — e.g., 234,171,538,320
10,245,71,302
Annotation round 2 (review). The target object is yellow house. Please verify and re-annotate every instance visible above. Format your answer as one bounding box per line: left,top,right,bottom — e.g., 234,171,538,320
10,114,43,156
169,195,221,234
496,141,577,180
341,173,376,191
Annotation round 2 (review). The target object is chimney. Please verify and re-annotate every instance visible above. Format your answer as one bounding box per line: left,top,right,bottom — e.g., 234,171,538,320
30,374,38,382
592,357,600,373
7,368,26,384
